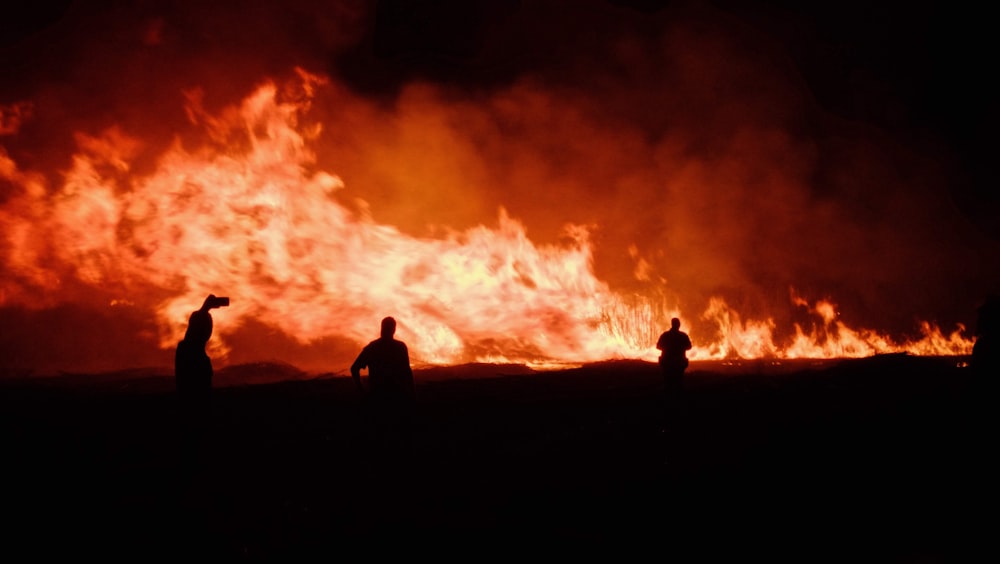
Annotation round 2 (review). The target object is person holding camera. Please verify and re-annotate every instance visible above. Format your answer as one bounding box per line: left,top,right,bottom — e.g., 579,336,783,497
175,294,229,408
174,294,228,482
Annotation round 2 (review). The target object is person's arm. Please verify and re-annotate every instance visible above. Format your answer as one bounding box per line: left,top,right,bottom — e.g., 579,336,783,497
350,348,367,393
199,295,216,313
174,343,184,391
402,344,415,398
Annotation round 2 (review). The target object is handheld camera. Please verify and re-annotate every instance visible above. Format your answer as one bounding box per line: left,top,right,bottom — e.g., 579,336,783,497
203,294,230,310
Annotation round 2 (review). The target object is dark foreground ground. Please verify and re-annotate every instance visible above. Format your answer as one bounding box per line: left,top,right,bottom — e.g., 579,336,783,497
1,355,995,560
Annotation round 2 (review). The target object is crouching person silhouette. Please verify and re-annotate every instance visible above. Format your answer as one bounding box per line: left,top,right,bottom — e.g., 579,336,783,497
351,317,415,456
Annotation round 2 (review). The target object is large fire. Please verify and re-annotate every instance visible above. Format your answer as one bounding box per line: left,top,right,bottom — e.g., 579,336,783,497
0,68,974,371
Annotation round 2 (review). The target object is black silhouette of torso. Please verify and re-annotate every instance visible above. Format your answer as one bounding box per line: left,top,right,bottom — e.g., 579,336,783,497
175,309,213,403
657,324,692,394
657,328,692,369
352,336,414,402
175,338,212,398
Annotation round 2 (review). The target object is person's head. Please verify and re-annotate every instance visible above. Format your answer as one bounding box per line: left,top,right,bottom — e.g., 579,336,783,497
670,317,681,330
184,310,213,346
380,316,396,339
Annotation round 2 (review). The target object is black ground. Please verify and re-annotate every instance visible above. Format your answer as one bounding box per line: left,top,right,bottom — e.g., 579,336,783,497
1,355,993,560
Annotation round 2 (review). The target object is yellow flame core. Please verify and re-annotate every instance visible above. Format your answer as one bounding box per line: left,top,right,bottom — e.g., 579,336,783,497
0,72,975,367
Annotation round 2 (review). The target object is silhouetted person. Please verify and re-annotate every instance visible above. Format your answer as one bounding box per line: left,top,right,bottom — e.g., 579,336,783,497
351,316,415,449
174,294,228,474
351,316,415,409
350,316,416,523
972,295,999,392
175,294,229,404
959,297,1000,518
657,317,692,394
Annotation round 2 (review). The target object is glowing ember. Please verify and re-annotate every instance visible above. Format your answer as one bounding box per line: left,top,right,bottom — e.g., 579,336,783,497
0,70,975,370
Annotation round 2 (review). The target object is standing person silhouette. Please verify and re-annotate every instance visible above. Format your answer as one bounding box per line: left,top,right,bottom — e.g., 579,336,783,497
970,295,999,428
174,294,228,480
350,316,416,523
351,316,415,408
351,317,415,447
175,294,229,405
972,295,999,387
656,317,692,394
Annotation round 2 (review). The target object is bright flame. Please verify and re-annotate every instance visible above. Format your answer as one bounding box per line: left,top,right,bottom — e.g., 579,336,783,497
0,70,974,369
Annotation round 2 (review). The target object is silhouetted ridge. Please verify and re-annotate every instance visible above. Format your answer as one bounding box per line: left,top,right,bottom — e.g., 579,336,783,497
215,361,308,386
414,362,537,381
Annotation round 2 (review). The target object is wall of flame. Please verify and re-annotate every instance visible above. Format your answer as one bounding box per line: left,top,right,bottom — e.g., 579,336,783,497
0,1,994,375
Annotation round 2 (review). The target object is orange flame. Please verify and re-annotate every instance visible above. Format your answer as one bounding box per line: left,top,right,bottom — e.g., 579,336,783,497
0,70,974,369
